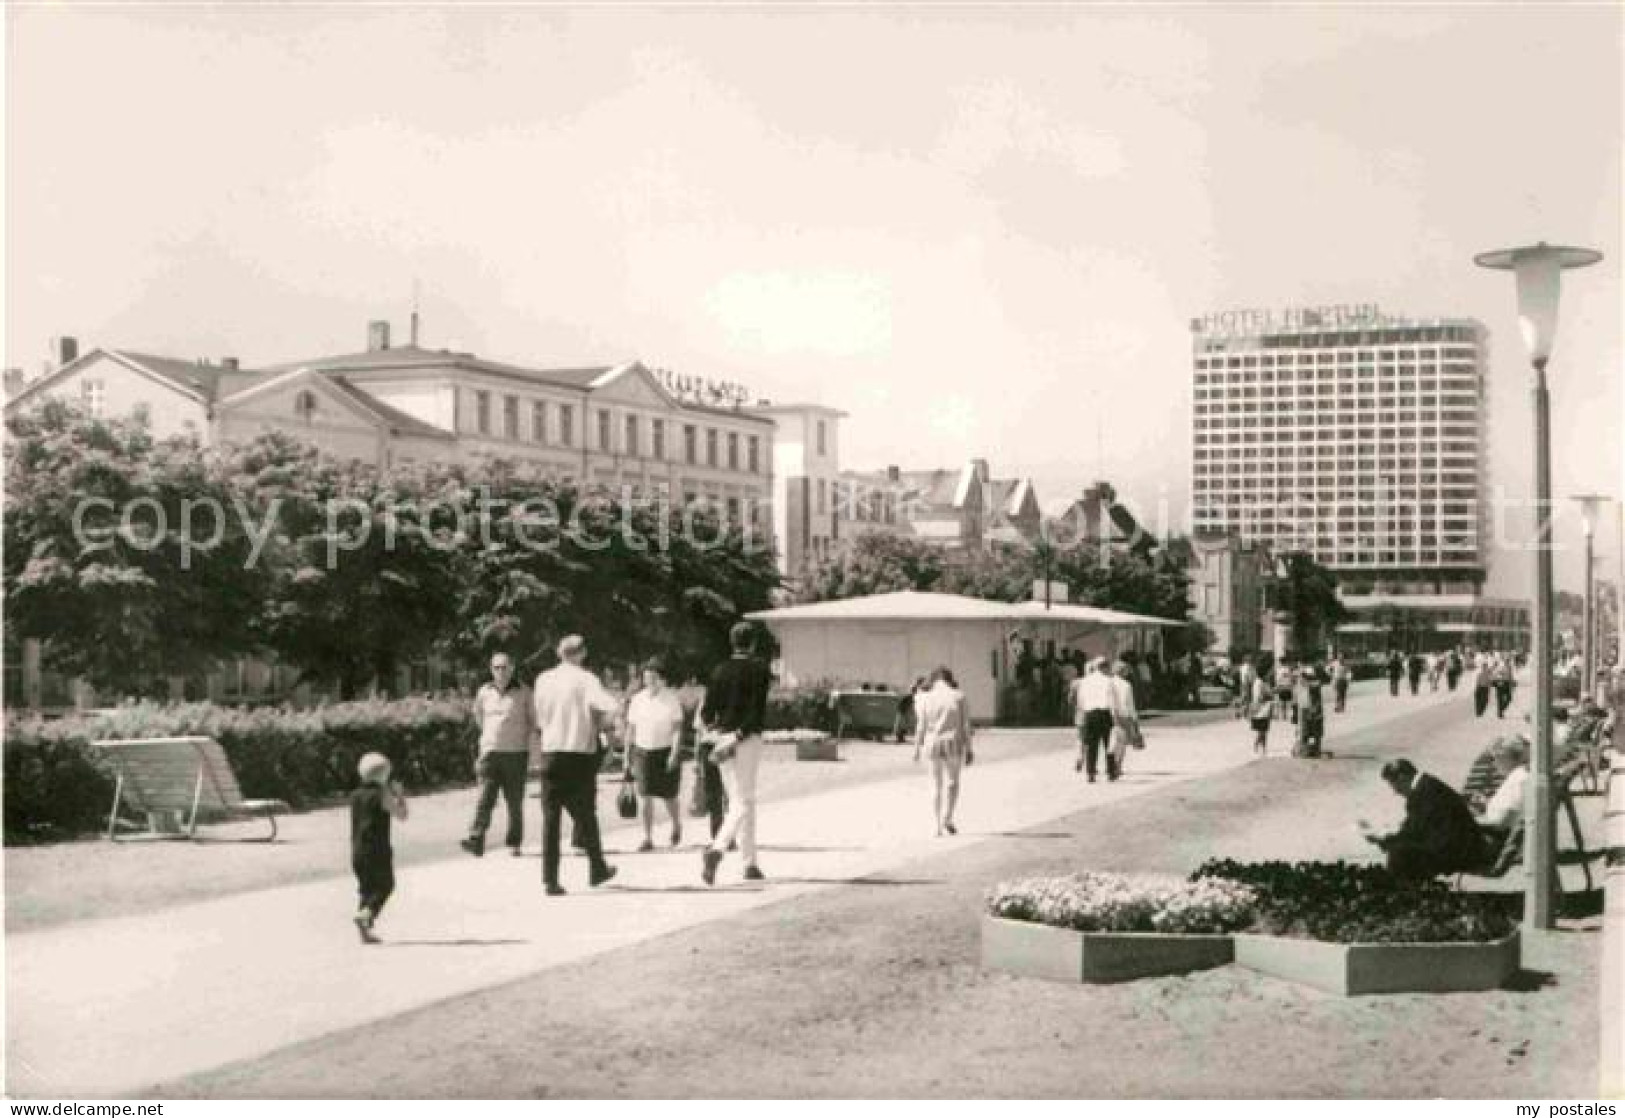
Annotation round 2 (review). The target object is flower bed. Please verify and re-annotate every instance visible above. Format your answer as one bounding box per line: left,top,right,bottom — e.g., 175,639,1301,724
1190,859,1517,944
1192,859,1520,995
981,873,1255,983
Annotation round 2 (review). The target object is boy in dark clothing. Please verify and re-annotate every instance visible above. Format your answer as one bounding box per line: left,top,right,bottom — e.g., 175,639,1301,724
351,752,409,944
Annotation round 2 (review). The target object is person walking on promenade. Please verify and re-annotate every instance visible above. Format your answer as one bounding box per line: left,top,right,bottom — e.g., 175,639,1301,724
1293,665,1325,758
1406,652,1425,696
1328,654,1351,713
1233,657,1256,720
1472,653,1494,718
913,666,972,835
1445,647,1464,692
1108,660,1142,780
1273,660,1296,723
1492,655,1516,719
623,658,685,852
700,623,773,886
461,652,533,859
1426,653,1443,692
1071,656,1115,782
1358,758,1487,881
351,752,409,944
1387,650,1404,697
533,635,620,896
1247,657,1274,756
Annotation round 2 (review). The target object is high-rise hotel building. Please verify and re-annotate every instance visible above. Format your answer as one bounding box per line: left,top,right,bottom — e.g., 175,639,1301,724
1190,305,1528,654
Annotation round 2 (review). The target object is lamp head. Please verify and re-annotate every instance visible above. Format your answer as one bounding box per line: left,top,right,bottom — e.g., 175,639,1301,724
1474,242,1603,366
1570,493,1614,538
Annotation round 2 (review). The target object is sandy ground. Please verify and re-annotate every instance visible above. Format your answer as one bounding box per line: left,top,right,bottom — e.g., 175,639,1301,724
146,686,1605,1099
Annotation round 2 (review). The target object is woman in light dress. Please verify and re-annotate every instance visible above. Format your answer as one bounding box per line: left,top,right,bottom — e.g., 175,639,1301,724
913,666,973,836
1108,660,1142,780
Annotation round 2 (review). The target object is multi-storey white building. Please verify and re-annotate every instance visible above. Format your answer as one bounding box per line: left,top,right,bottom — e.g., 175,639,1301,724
1190,305,1526,653
746,403,847,580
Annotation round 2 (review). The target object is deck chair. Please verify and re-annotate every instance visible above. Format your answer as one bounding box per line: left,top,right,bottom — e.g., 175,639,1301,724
1456,761,1593,893
97,736,289,842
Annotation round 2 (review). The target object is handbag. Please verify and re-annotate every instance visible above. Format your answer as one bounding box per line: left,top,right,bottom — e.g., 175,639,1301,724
616,780,638,820
706,730,741,765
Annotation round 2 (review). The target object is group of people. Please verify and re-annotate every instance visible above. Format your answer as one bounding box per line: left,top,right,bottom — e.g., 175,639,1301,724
1233,655,1345,758
350,623,984,943
1066,657,1144,782
1356,735,1530,881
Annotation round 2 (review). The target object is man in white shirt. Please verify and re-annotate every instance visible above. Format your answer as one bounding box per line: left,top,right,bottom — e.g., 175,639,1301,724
461,651,534,858
532,634,620,895
1071,657,1116,783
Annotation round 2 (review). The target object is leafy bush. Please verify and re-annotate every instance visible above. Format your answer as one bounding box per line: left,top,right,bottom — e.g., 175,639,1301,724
764,681,837,733
4,698,478,842
1191,859,1517,944
986,872,1257,935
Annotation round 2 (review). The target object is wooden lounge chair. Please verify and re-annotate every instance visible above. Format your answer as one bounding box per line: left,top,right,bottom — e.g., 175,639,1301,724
1456,759,1593,893
97,736,289,842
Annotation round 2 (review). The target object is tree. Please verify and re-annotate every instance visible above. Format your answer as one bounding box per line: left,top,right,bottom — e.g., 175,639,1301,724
797,531,947,602
1272,552,1351,657
4,400,269,696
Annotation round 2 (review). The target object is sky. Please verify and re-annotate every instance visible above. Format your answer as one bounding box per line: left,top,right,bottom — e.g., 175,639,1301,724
6,4,1622,597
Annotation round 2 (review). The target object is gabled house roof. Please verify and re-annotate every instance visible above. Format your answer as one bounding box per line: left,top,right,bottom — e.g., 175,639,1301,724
4,348,268,410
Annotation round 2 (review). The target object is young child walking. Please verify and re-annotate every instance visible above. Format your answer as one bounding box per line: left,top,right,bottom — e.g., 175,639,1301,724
351,752,409,944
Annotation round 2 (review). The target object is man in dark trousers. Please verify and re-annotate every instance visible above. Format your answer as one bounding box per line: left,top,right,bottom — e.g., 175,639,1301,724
1386,651,1404,697
1406,652,1425,696
532,634,620,895
461,651,533,858
699,622,772,885
1359,758,1488,880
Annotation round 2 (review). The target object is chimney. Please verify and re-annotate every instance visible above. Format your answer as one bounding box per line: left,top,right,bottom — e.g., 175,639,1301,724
368,320,391,352
221,357,240,370
4,368,25,397
50,336,79,368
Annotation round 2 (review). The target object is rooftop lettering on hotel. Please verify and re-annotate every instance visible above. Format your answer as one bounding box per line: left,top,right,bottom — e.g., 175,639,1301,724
1189,304,1386,335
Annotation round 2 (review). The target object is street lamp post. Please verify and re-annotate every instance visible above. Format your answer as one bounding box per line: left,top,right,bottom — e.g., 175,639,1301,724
1475,241,1602,932
1571,494,1612,699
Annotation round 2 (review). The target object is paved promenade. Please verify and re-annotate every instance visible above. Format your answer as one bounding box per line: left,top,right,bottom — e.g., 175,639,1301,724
7,681,1466,1097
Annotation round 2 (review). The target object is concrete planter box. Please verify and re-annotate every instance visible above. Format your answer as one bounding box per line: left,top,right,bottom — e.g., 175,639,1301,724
1234,930,1520,996
795,737,840,762
981,914,1234,984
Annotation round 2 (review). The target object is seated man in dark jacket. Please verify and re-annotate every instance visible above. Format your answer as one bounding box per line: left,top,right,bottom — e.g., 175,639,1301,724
1359,758,1489,880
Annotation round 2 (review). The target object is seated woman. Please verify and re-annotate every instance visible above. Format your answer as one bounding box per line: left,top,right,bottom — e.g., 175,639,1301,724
1359,758,1488,880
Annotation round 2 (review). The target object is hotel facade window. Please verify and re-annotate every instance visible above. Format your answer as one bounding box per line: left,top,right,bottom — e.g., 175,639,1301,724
817,420,827,456
748,435,760,473
728,432,739,470
598,409,612,451
652,419,665,460
532,401,547,443
625,415,639,457
475,391,491,435
706,429,718,467
82,378,105,418
503,395,519,440
684,425,697,464
559,405,574,446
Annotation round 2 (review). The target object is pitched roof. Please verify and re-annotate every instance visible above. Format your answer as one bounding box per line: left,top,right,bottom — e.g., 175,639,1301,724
326,377,455,440
265,344,616,392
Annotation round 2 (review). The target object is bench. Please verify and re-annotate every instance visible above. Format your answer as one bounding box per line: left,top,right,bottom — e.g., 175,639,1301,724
829,691,903,741
97,736,289,842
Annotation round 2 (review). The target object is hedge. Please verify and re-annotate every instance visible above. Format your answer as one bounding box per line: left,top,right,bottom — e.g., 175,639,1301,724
763,682,837,733
4,698,477,843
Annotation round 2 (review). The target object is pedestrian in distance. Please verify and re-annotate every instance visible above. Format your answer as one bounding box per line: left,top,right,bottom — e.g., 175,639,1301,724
1492,655,1515,719
1387,651,1404,698
1247,657,1274,756
912,666,972,835
1406,652,1425,696
351,752,409,944
1329,654,1351,713
1108,660,1142,780
1445,648,1464,692
622,657,685,852
1071,656,1116,782
699,622,773,886
461,651,534,859
1472,653,1493,718
532,635,620,896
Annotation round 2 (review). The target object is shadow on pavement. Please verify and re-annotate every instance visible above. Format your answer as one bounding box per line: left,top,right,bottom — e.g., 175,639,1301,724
386,938,530,947
1504,969,1558,992
981,831,1072,839
767,876,943,888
